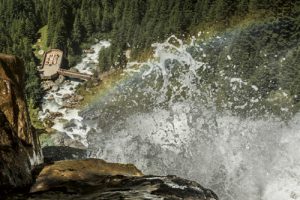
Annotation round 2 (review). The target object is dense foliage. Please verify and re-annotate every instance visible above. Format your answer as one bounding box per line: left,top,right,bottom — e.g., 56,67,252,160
0,0,298,109
0,0,45,106
45,0,293,72
187,13,300,119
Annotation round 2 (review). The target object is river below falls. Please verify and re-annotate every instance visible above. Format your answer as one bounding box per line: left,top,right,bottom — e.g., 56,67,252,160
39,37,300,200
39,41,110,146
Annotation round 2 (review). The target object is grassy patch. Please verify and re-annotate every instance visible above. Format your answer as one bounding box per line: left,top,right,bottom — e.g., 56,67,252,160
39,133,55,147
28,100,44,130
33,25,49,61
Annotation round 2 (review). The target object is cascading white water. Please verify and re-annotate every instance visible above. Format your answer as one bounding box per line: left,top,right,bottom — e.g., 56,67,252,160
84,36,300,200
39,41,110,146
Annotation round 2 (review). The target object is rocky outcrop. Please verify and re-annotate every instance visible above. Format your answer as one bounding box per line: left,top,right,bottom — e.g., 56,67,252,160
30,159,143,193
42,131,87,149
0,54,41,191
61,94,85,108
28,159,218,200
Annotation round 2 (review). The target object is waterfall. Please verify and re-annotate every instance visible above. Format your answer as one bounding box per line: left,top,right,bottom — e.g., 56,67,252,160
83,36,300,200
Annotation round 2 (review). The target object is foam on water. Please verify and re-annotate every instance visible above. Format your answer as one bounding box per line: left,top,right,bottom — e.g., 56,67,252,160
84,36,300,200
39,41,110,146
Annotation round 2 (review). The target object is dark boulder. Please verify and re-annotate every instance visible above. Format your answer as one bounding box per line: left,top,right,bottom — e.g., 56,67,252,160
42,146,87,163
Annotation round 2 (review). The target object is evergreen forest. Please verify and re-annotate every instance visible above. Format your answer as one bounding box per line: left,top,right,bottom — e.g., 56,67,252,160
0,0,299,111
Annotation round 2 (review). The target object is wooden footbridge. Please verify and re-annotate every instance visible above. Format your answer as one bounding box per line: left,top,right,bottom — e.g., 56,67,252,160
57,69,92,81
39,49,93,81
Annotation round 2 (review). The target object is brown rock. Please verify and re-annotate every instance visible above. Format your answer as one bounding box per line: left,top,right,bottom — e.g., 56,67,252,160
61,102,75,109
75,95,84,101
49,131,86,149
28,158,218,200
62,93,71,100
51,85,59,92
42,81,55,91
46,112,63,120
55,75,65,85
0,54,42,190
30,159,143,193
43,119,55,128
47,94,55,101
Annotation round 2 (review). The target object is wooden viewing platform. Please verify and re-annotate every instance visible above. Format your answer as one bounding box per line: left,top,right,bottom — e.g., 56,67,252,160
39,49,93,81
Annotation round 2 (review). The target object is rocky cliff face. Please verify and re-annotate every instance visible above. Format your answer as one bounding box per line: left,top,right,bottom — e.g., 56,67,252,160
0,54,41,192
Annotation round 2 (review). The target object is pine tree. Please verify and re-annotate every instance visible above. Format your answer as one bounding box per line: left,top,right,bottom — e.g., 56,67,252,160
102,0,113,32
214,0,234,22
236,0,249,16
72,14,83,44
192,0,205,26
84,14,94,36
52,20,66,50
25,61,43,106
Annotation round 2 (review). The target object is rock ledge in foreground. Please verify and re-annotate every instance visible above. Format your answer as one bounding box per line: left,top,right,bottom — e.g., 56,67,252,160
29,158,218,200
30,158,143,193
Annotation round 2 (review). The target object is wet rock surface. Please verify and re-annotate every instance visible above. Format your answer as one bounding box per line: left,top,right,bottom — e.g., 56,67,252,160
43,131,86,149
62,119,77,129
62,93,72,100
60,94,85,109
3,159,217,200
42,146,87,163
43,118,55,129
0,54,41,192
55,75,65,85
30,159,143,193
41,81,55,91
46,111,63,120
26,175,218,200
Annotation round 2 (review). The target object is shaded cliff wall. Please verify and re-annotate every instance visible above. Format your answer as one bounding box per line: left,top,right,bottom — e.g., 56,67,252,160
0,54,42,190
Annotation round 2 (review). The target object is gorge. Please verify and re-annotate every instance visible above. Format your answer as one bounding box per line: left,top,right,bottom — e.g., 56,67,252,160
1,1,300,200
